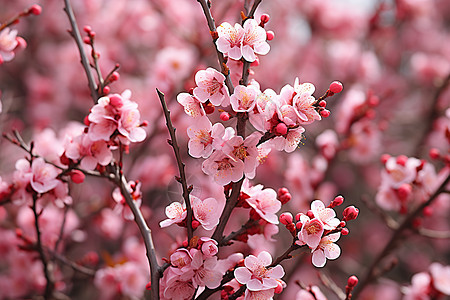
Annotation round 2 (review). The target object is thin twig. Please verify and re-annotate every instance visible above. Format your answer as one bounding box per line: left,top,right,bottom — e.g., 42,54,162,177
47,248,96,277
32,194,55,299
63,0,99,103
156,89,194,243
318,272,346,300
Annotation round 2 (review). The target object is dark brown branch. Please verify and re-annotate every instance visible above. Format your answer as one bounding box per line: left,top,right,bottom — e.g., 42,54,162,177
353,172,450,298
63,0,99,103
156,89,194,243
32,194,55,299
47,248,96,277
111,167,160,299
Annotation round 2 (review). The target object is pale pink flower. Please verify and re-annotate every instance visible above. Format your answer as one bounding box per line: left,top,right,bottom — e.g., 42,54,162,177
162,275,195,300
311,233,341,267
202,150,245,185
170,248,192,270
117,100,146,144
159,201,187,228
216,22,244,60
297,215,325,249
112,181,142,220
293,91,320,125
383,156,421,189
241,19,270,62
376,184,401,211
234,251,285,291
402,272,431,300
310,200,340,230
193,67,230,106
199,237,218,257
228,132,262,179
187,249,223,289
187,117,214,158
96,208,124,240
30,157,60,194
244,288,275,300
270,127,305,153
177,92,205,118
246,188,281,224
230,85,260,112
65,133,113,170
429,262,450,295
88,96,118,141
0,28,19,63
211,125,235,152
191,196,220,230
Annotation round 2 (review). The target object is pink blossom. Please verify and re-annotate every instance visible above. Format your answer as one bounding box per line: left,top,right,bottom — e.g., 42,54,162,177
187,117,214,158
187,249,223,289
202,150,245,185
270,127,305,153
191,196,220,230
88,96,118,141
117,100,146,144
177,92,205,118
193,67,230,106
235,251,285,291
241,19,270,62
295,285,327,300
429,263,450,295
246,188,281,224
230,85,260,112
170,248,192,270
30,157,60,194
65,133,113,170
161,268,195,300
383,156,421,189
297,215,325,249
402,271,431,299
311,233,341,267
199,237,218,257
244,288,275,300
310,200,340,230
228,132,262,179
159,201,187,228
0,28,19,64
216,22,244,60
293,89,320,125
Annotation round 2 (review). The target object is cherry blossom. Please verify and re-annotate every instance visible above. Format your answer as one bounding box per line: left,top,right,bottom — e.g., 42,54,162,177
293,90,320,125
30,157,60,194
244,288,275,300
241,19,270,62
429,263,450,295
159,201,187,228
246,187,281,224
191,196,220,230
296,214,325,249
310,200,340,230
186,117,214,158
176,92,205,118
311,233,341,267
193,67,230,106
187,249,223,289
65,133,113,170
0,28,19,64
170,248,192,270
202,150,245,185
234,251,285,291
228,132,262,179
117,99,146,144
216,22,244,60
230,85,260,112
270,126,306,153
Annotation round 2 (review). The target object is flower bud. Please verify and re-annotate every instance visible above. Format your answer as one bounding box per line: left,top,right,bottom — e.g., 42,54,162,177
341,228,349,235
343,206,359,221
29,4,42,15
347,275,359,287
260,14,270,24
266,30,275,41
220,112,230,121
397,183,412,201
429,148,440,160
329,81,343,94
330,195,344,208
320,109,330,118
70,170,85,184
275,123,288,135
280,212,293,225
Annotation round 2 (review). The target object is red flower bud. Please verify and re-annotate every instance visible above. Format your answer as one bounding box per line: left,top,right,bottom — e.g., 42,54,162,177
280,212,293,225
329,81,343,94
347,275,359,287
343,206,359,221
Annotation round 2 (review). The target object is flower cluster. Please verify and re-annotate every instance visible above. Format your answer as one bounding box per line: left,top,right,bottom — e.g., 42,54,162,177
280,197,359,267
376,155,441,213
403,262,450,299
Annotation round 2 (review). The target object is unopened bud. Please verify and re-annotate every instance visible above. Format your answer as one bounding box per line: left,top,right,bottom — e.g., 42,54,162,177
220,112,230,121
330,195,344,208
320,109,330,118
70,170,85,184
192,220,200,229
280,212,293,225
396,155,408,166
329,81,343,94
274,281,283,294
266,30,275,41
275,123,288,135
429,148,440,160
381,153,391,164
397,183,412,201
341,227,349,235
347,275,358,287
343,206,359,221
29,4,42,15
260,14,270,24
